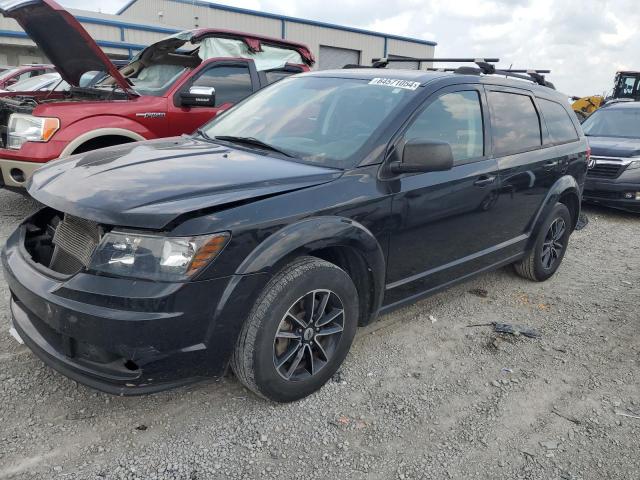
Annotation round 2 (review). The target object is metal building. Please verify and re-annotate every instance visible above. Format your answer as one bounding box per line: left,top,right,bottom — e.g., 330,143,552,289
0,0,435,69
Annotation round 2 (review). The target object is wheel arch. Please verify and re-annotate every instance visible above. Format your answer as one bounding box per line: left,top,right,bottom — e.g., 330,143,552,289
527,175,581,250
235,216,386,325
60,128,147,157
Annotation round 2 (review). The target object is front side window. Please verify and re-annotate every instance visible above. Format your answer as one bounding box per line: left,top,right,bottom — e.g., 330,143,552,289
538,98,579,144
192,65,253,106
202,76,418,168
405,90,484,163
488,91,541,156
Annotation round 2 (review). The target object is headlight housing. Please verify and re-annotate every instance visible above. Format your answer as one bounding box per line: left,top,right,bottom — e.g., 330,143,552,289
7,114,60,149
627,158,640,170
89,231,230,281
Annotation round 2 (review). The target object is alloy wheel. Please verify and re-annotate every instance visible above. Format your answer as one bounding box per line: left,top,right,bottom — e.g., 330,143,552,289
273,289,345,381
541,217,566,270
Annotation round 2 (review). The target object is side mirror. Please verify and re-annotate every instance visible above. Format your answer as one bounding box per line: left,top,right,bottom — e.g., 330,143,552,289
390,139,454,174
180,86,216,107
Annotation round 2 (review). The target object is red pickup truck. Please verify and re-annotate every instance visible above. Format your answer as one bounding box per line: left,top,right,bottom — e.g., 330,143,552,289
0,0,314,190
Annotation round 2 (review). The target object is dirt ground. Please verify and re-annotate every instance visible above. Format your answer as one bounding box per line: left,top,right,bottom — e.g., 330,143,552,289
0,188,638,480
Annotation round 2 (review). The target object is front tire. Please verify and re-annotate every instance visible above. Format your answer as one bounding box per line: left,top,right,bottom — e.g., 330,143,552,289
514,203,572,282
231,256,359,402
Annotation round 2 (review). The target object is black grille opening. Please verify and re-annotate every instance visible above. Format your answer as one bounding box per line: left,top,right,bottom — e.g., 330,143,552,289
24,209,102,275
587,163,624,179
583,190,623,200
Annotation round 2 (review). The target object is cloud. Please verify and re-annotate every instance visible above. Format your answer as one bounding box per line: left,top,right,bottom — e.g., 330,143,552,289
59,0,638,96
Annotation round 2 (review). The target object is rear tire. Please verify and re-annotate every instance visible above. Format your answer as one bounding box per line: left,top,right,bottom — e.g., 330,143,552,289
514,203,572,282
231,256,359,402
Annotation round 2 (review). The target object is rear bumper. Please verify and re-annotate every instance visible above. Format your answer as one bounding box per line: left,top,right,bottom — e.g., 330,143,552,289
1,223,268,395
0,158,44,189
584,175,640,213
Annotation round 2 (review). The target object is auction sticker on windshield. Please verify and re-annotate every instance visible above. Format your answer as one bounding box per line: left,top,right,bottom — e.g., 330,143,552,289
369,78,420,90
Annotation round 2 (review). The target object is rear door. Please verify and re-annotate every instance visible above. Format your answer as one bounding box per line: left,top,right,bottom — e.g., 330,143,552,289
169,60,260,134
485,87,557,242
385,85,504,305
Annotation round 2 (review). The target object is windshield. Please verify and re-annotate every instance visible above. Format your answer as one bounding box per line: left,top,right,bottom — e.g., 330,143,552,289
616,75,640,99
7,74,58,91
202,76,418,168
95,63,186,96
582,107,640,138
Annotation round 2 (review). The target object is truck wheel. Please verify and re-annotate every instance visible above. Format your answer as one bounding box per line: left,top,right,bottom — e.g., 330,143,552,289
514,203,572,282
231,256,359,402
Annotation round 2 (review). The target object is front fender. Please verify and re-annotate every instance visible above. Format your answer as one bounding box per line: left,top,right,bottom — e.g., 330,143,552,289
235,216,386,315
527,175,581,249
57,117,153,157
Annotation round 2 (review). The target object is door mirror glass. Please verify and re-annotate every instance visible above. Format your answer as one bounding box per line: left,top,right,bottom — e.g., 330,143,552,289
180,86,216,107
391,140,454,174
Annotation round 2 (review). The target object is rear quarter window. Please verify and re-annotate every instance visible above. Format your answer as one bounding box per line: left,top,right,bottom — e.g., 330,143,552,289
264,68,302,85
488,91,541,156
538,98,579,144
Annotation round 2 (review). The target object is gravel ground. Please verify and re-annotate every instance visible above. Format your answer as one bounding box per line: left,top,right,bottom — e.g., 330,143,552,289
0,188,639,480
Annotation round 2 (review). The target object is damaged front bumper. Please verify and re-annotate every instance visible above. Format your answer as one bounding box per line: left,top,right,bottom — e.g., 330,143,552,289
1,219,267,395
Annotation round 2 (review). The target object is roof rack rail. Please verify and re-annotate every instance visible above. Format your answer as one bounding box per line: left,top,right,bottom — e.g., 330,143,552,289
370,57,500,68
426,66,552,84
368,57,554,89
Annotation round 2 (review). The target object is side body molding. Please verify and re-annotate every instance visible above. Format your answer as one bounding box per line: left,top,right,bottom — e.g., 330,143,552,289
235,216,386,317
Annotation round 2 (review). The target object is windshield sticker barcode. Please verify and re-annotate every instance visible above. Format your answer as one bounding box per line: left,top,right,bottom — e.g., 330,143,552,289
369,78,421,90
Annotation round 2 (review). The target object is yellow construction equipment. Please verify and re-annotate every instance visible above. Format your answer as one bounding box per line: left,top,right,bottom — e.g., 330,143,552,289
571,95,605,121
572,71,640,121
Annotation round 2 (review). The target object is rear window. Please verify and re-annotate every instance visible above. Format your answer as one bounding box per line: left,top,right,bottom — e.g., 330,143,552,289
488,91,541,156
264,68,302,85
539,98,578,144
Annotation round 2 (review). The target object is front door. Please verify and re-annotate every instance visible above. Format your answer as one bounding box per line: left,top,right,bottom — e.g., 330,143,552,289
169,60,259,135
384,86,504,306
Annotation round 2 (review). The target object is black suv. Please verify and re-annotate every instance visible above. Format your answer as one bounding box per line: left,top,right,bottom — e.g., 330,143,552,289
582,101,640,212
2,67,589,402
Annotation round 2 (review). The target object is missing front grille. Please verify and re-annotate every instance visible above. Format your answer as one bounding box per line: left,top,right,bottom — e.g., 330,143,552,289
50,215,101,274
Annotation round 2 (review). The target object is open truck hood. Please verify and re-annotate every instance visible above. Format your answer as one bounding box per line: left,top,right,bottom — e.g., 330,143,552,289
0,0,133,94
28,136,341,230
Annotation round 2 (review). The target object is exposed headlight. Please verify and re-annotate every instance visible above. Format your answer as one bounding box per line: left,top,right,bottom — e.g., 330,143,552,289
7,113,60,149
627,159,640,170
89,231,230,281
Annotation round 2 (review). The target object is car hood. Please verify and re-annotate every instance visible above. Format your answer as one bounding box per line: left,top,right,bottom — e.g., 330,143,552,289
28,136,342,230
0,0,132,93
587,136,640,158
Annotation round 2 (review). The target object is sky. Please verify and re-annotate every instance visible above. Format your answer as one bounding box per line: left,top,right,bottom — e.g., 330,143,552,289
58,0,639,97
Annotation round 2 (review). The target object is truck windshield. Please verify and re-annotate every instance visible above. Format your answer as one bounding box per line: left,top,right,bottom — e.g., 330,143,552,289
202,76,418,168
95,63,187,96
582,107,640,139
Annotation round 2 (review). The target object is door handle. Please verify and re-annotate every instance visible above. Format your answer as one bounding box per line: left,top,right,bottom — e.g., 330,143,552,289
544,160,559,169
474,175,496,187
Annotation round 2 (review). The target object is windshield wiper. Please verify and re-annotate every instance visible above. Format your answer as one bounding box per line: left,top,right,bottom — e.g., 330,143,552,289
213,135,294,158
